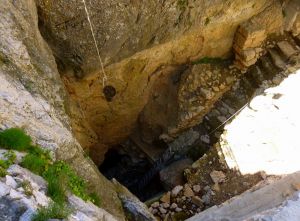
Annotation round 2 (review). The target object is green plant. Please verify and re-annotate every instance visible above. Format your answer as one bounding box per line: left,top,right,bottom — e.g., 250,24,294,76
21,152,50,175
4,150,16,165
43,161,95,203
0,167,7,177
0,128,32,151
205,17,210,25
22,180,33,196
32,202,72,221
89,192,101,206
177,0,188,10
192,57,226,65
0,127,101,213
0,150,16,176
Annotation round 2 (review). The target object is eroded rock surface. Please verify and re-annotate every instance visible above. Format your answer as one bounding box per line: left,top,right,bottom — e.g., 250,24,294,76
0,0,125,219
36,0,280,158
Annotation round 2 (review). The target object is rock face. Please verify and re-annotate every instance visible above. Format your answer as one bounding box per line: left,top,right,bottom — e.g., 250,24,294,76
233,1,283,67
0,0,124,219
36,0,278,158
0,161,117,221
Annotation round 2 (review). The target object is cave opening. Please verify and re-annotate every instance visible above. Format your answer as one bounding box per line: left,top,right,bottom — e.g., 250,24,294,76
99,141,167,201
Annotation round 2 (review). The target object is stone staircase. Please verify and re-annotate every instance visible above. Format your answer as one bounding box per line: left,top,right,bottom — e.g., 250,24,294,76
131,33,300,164
197,33,300,144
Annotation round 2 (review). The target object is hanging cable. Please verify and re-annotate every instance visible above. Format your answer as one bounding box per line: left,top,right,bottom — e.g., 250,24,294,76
81,0,108,87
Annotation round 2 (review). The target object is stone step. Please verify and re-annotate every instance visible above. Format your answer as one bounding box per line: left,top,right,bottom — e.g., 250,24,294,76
259,56,279,79
244,67,262,88
277,41,298,59
130,131,165,163
283,0,300,32
267,48,286,70
248,65,265,84
159,158,193,190
220,101,236,116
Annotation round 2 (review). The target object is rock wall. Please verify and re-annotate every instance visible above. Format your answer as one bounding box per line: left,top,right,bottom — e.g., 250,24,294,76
0,0,125,219
37,0,278,158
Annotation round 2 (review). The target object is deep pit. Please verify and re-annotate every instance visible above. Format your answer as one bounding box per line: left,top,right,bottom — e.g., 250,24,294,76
97,33,300,219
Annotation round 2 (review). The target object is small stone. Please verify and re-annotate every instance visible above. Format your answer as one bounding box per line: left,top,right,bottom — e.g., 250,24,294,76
33,190,49,206
202,193,211,205
260,171,267,180
210,170,226,184
183,184,194,197
211,183,221,192
292,183,300,191
5,175,18,189
182,205,186,209
200,135,210,144
151,202,160,208
170,203,177,209
197,208,201,213
162,202,170,208
160,192,171,204
175,208,182,212
19,208,35,221
192,185,201,193
203,186,211,192
152,209,158,215
212,86,220,92
243,181,249,187
171,185,183,196
181,196,186,201
282,190,292,197
0,182,10,197
191,196,203,207
9,189,23,200
159,207,167,214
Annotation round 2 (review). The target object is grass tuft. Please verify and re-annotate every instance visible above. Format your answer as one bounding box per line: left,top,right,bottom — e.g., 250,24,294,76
20,147,51,176
22,180,33,196
0,128,31,151
192,57,228,65
0,128,101,219
32,202,72,221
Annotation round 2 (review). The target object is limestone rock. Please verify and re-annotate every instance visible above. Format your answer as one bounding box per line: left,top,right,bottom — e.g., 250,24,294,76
0,0,125,218
0,182,10,197
151,202,159,208
160,192,171,204
112,179,156,221
68,195,118,221
19,208,35,221
40,0,273,149
191,196,204,207
172,186,183,197
210,171,226,184
277,41,298,58
5,175,18,189
160,159,193,189
183,185,195,197
193,185,201,193
170,203,178,210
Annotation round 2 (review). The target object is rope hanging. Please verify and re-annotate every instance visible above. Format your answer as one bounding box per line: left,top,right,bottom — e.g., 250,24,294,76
81,0,108,87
